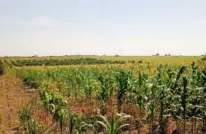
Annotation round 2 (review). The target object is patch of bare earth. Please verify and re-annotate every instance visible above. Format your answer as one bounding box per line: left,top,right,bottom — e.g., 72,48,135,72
0,75,32,134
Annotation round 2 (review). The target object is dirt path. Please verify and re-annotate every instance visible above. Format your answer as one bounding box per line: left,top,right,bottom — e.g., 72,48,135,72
0,75,32,133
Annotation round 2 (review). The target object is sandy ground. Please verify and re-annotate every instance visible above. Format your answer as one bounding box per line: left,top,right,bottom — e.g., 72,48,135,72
0,75,32,134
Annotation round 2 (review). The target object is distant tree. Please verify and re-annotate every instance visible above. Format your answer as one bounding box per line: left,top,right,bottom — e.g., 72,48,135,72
155,53,160,56
201,53,206,61
32,55,38,57
165,54,171,56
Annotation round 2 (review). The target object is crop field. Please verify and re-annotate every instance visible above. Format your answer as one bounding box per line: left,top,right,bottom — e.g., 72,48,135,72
0,56,206,134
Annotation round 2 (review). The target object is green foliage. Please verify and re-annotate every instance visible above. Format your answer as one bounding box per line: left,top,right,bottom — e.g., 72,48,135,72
10,58,126,66
13,61,206,133
0,59,4,75
18,105,44,134
96,113,131,134
68,113,95,134
84,76,94,100
97,74,114,114
40,88,68,133
201,54,206,61
115,70,132,112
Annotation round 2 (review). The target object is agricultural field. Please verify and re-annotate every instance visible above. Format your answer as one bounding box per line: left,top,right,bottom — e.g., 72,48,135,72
0,56,206,134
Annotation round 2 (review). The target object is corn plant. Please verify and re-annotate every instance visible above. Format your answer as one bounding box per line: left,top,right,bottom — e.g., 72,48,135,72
201,69,206,132
18,105,44,134
136,72,149,116
97,74,114,115
181,76,188,134
39,88,68,134
84,78,94,101
147,81,158,133
115,70,132,113
56,76,68,95
68,112,76,134
187,62,203,133
157,83,171,134
128,71,149,133
66,72,81,98
203,84,206,133
68,112,98,134
154,65,174,134
96,113,131,134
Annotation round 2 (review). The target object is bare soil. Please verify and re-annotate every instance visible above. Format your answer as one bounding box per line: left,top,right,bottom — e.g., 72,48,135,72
0,75,32,133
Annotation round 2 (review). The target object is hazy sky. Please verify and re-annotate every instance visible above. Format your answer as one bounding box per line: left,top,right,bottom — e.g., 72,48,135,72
0,0,206,56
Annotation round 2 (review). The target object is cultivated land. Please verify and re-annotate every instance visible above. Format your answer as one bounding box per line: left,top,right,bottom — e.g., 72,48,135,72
4,55,201,63
0,56,205,134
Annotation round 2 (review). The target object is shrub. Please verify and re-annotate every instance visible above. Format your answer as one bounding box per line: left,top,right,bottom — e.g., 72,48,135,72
201,54,206,61
0,59,4,75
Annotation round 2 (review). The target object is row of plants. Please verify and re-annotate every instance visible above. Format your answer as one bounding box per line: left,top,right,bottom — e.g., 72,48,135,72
18,87,132,134
10,58,129,66
16,62,206,133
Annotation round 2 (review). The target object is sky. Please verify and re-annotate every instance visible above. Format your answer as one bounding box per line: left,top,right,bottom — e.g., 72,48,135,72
0,0,206,56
